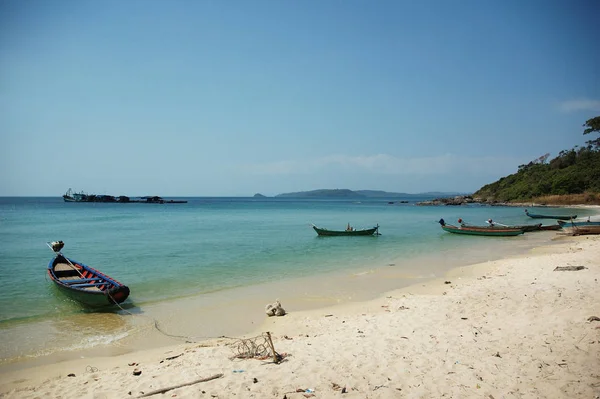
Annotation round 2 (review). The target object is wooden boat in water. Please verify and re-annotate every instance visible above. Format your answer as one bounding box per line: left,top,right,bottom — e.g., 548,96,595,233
524,209,576,220
557,218,600,227
47,241,130,307
312,224,380,236
487,220,561,232
438,219,524,236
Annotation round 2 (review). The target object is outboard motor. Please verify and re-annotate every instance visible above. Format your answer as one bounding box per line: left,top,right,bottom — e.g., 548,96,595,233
438,218,446,226
50,241,65,253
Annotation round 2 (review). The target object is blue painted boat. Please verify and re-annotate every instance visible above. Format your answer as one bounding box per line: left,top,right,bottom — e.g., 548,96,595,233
47,241,130,307
557,219,600,227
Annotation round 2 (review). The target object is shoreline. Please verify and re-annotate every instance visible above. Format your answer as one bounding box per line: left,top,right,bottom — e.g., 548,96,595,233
1,234,599,398
0,229,563,369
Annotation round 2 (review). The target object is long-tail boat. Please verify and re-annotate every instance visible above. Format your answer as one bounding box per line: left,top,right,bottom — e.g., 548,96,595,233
438,219,524,236
524,209,577,220
486,220,562,232
557,218,600,227
312,224,380,236
569,225,600,236
47,241,130,307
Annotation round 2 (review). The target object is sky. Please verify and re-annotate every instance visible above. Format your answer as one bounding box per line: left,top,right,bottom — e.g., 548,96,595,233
1,0,599,197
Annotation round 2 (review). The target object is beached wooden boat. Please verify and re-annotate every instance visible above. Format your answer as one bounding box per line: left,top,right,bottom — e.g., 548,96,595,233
438,219,524,236
569,225,600,236
312,224,380,236
47,241,130,307
524,209,576,220
538,224,562,231
557,219,600,227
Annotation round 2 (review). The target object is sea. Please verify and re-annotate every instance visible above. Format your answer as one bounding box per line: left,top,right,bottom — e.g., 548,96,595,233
0,196,589,370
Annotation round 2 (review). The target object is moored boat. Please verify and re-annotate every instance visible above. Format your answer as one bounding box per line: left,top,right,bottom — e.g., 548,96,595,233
557,218,600,227
524,209,577,220
63,188,88,202
62,189,187,204
312,224,380,236
486,220,562,232
47,241,130,307
438,219,524,236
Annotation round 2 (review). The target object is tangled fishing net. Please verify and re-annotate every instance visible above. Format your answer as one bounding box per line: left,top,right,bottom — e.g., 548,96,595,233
228,333,274,360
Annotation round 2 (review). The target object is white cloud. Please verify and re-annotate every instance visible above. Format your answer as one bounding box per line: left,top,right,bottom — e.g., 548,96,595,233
558,99,600,113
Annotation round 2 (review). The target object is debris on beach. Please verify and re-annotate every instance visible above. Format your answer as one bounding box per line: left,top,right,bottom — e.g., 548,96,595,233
553,266,587,271
587,316,600,322
229,332,284,363
160,353,184,363
265,300,286,316
137,373,224,398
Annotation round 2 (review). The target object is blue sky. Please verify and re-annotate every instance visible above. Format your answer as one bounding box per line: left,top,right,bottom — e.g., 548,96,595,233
1,0,599,196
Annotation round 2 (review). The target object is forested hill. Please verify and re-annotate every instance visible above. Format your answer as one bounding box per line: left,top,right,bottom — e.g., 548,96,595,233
474,116,600,202
474,146,600,202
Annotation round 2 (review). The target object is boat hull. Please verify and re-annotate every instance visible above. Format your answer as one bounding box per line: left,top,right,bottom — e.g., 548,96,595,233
48,255,130,307
312,225,379,236
525,211,576,220
538,224,562,231
499,223,561,231
53,282,130,307
441,225,524,236
557,220,600,227
507,224,542,232
569,225,600,236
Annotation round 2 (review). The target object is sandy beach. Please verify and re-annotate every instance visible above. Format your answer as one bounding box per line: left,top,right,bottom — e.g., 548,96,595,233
1,234,599,399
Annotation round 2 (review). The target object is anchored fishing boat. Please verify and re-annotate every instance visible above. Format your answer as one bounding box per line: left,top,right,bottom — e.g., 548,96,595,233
524,209,576,220
485,219,562,232
438,219,524,236
47,241,130,307
557,217,600,227
312,223,380,236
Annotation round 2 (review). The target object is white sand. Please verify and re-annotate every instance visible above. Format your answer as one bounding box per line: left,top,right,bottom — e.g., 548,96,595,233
1,235,599,399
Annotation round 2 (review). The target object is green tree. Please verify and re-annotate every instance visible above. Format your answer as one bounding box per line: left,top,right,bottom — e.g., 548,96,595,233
583,116,600,149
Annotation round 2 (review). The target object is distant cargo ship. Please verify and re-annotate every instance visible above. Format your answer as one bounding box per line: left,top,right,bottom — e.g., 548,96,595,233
62,189,187,204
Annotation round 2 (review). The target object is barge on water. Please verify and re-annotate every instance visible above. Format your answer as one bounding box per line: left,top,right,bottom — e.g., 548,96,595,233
62,189,187,203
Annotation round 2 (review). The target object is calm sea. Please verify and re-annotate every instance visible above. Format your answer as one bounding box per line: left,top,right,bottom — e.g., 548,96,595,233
0,196,587,367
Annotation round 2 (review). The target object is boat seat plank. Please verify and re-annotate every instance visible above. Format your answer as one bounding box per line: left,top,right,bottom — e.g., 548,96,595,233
63,278,101,285
79,286,102,292
54,263,81,272
70,282,107,288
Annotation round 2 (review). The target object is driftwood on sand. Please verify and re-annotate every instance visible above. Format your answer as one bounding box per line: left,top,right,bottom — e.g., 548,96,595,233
553,266,587,271
137,373,224,398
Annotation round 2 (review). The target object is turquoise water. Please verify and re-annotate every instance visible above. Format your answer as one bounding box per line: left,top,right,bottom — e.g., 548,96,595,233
0,197,588,364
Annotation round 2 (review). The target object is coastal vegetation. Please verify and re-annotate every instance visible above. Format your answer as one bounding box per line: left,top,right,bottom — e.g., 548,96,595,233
473,116,600,205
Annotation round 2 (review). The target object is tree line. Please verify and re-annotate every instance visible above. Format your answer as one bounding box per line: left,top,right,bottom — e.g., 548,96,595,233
474,116,600,202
